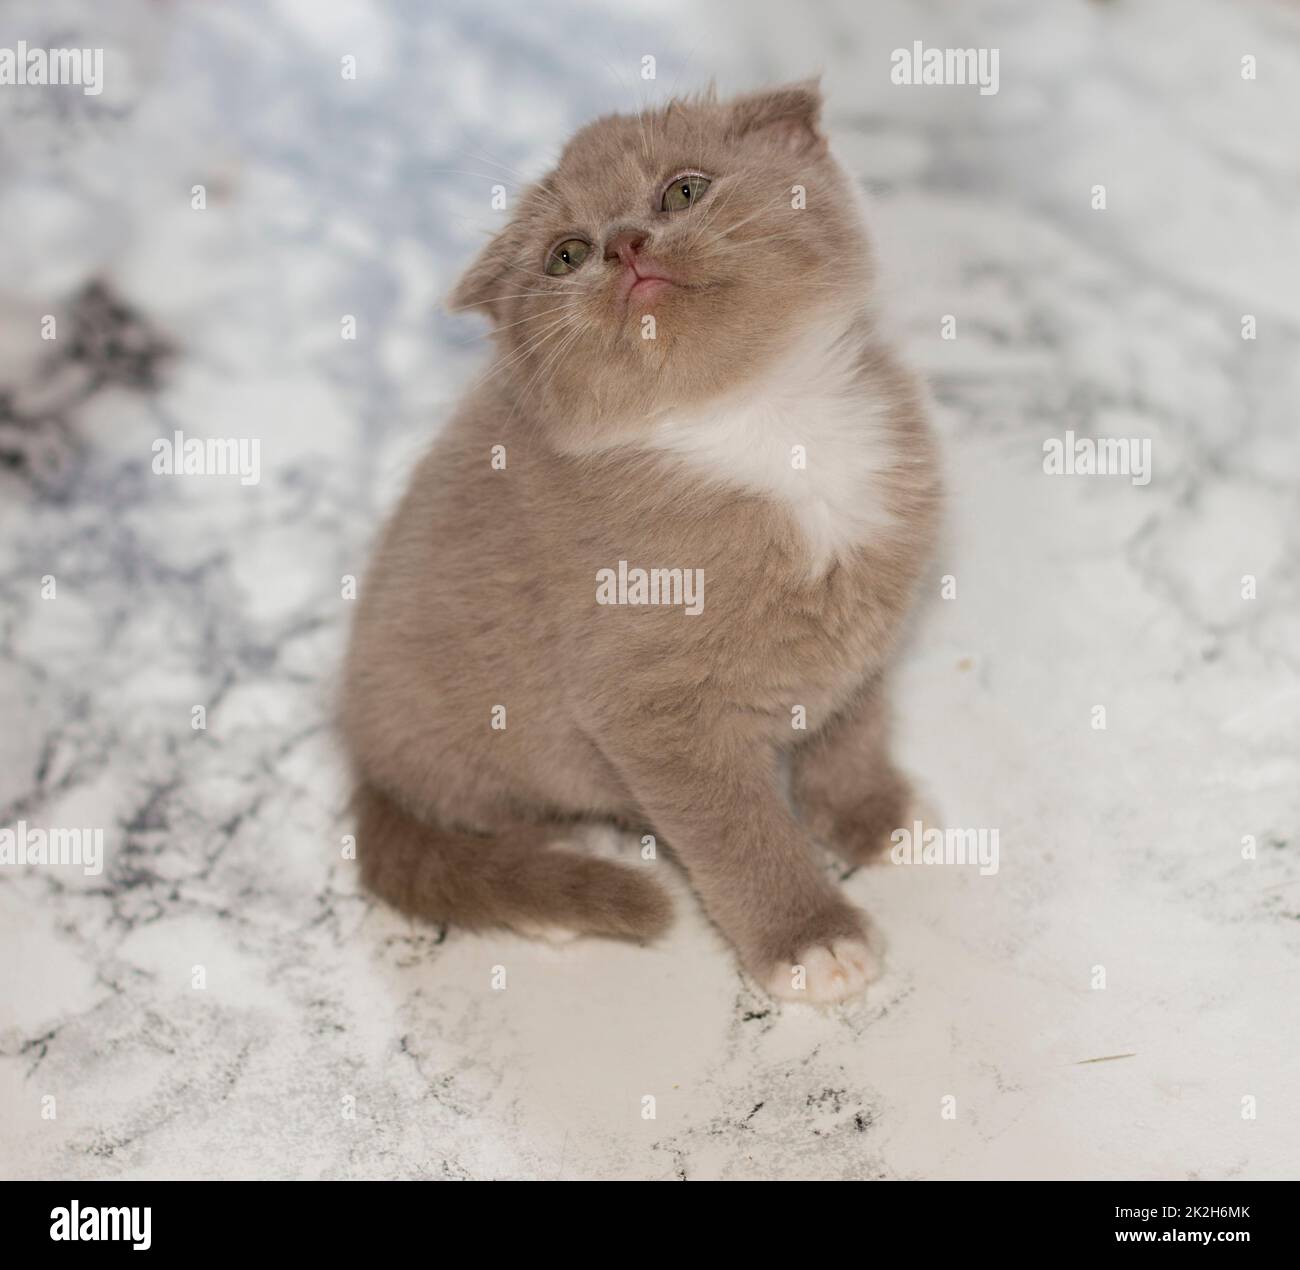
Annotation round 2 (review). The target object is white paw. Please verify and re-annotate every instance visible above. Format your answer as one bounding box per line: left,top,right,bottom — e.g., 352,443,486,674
513,921,581,946
764,937,884,1004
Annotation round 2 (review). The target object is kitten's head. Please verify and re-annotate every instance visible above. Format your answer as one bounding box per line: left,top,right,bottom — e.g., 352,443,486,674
449,81,873,448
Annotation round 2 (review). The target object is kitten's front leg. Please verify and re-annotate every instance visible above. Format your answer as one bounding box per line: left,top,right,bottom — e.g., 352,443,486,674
605,734,883,1003
793,682,923,866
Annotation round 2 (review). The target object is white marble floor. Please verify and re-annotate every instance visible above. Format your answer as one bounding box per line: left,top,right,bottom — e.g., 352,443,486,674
1,0,1297,1180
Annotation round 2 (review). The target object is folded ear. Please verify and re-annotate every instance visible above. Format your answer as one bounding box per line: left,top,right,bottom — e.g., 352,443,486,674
447,222,525,323
729,79,826,155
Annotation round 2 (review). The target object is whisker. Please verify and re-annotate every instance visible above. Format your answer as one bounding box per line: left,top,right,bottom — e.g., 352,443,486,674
462,302,587,339
473,312,582,389
506,318,585,424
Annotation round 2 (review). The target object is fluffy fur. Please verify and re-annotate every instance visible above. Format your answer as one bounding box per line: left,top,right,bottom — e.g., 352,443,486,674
341,81,941,1002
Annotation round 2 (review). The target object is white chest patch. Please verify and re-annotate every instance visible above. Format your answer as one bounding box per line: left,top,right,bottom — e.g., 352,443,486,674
642,326,900,575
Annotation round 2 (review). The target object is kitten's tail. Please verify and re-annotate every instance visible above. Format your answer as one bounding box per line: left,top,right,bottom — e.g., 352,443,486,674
352,783,673,941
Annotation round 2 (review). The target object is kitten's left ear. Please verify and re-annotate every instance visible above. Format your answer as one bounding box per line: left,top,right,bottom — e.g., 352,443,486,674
729,79,827,155
447,222,524,323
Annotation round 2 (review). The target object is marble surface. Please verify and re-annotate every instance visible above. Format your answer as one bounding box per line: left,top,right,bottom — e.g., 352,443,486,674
1,0,1297,1180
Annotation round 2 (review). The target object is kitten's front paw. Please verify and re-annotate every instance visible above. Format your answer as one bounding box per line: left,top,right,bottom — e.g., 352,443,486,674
763,937,883,1004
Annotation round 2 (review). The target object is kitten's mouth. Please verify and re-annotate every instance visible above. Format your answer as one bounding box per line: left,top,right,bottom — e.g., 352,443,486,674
618,259,680,307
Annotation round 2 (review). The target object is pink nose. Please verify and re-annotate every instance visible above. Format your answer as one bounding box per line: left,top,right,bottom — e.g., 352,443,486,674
604,228,649,266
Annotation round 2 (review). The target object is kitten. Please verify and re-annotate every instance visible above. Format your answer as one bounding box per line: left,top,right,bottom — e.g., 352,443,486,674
341,81,941,1003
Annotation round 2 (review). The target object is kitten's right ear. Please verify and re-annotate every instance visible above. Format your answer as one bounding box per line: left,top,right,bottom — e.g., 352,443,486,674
729,79,827,155
447,223,524,323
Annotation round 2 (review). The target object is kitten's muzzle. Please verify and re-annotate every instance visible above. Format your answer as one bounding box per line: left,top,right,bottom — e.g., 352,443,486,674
603,227,650,266
604,228,681,306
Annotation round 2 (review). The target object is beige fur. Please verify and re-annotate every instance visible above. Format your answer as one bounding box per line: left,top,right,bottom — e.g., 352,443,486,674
341,81,941,1003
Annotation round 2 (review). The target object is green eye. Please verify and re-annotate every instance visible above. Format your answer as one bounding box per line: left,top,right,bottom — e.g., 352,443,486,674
661,173,711,211
545,238,590,276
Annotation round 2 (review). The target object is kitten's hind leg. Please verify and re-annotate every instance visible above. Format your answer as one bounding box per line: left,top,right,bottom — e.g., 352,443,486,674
793,682,929,867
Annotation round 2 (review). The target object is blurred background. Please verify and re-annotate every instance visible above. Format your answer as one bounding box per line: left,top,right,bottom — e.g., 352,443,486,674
1,0,1297,1180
